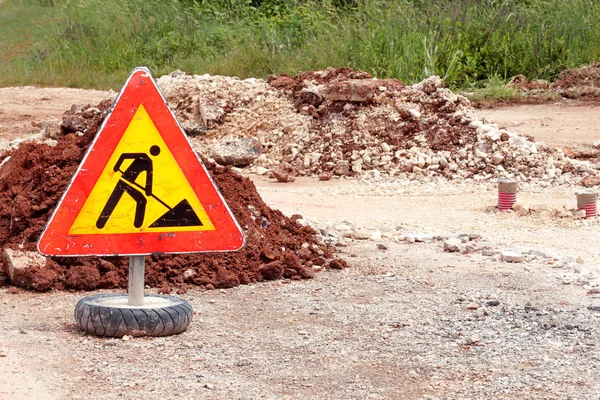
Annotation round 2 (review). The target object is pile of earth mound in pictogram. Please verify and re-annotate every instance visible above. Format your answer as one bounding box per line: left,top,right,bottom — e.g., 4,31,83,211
0,101,344,292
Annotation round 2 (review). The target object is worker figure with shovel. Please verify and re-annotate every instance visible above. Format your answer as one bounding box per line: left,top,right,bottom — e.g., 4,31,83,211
96,145,161,229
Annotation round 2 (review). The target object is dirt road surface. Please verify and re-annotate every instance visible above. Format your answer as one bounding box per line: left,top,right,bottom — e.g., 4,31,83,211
477,100,600,148
1,88,600,399
0,86,112,142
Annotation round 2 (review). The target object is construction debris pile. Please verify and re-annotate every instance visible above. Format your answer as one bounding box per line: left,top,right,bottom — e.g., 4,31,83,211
156,68,595,184
0,102,344,292
551,60,600,99
508,61,600,99
2,66,599,291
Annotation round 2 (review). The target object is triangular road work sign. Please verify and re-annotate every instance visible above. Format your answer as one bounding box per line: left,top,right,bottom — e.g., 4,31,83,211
38,67,245,256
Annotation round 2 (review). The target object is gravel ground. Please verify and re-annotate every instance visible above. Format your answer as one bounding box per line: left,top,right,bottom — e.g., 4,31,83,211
2,237,599,400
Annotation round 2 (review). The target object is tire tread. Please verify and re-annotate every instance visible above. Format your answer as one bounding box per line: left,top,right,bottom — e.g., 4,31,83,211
73,294,192,338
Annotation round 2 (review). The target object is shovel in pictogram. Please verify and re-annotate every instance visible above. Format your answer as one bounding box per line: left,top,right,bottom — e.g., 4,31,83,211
118,169,203,228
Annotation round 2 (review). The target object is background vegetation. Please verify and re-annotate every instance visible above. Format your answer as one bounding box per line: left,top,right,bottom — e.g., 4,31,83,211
1,0,600,90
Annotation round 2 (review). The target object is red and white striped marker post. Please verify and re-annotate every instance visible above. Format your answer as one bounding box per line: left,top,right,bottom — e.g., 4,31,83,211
576,191,598,218
498,179,518,211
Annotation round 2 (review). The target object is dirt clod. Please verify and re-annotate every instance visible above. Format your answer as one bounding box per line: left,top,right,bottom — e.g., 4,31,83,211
328,258,348,270
66,265,101,291
259,261,284,280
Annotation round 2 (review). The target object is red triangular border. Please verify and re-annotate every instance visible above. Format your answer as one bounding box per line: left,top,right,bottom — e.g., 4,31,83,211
38,68,245,256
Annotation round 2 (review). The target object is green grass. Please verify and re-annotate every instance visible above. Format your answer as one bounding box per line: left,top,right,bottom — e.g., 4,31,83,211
461,75,523,103
1,0,600,92
0,0,61,85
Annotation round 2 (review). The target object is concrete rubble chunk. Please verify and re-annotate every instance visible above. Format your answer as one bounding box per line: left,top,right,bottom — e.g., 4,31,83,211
405,233,433,243
256,166,270,175
207,138,263,166
3,248,47,282
409,109,422,119
321,79,380,102
310,152,323,164
574,210,587,218
180,120,206,136
183,269,196,281
333,161,350,176
417,76,444,94
38,117,62,139
351,160,363,173
198,98,225,129
0,156,11,169
491,152,504,165
512,203,530,216
443,238,462,252
501,251,524,263
370,231,383,241
485,130,500,141
474,149,487,158
272,162,297,182
457,234,470,243
61,104,93,133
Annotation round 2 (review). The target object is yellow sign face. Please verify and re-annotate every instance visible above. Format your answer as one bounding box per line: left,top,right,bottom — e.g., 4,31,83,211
69,104,215,235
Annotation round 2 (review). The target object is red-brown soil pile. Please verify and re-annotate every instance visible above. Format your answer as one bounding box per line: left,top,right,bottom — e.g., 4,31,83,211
0,102,343,292
552,60,600,98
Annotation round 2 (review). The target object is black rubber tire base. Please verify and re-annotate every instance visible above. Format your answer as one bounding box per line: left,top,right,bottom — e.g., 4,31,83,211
74,294,193,338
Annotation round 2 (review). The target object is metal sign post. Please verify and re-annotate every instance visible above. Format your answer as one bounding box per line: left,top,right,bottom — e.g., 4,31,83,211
128,256,145,306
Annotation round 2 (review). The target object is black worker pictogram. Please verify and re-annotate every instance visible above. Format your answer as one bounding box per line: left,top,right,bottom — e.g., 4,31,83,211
96,145,203,229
